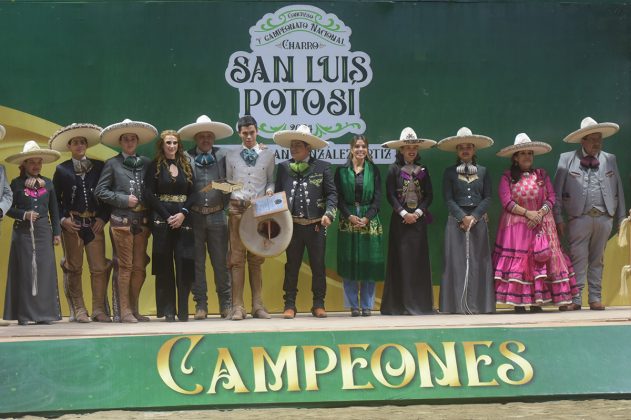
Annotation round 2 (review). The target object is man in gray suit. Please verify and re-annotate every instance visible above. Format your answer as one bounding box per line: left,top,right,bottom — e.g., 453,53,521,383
554,117,626,311
95,119,158,322
179,115,234,320
0,124,14,326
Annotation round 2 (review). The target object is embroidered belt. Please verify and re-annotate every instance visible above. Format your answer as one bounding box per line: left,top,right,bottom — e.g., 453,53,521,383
585,208,607,217
292,217,321,226
191,204,224,215
70,210,96,218
159,194,187,203
110,214,148,226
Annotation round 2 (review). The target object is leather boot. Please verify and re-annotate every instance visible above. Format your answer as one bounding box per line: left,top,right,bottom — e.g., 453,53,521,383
130,274,149,322
62,259,91,323
249,264,270,319
230,264,246,319
91,259,112,322
117,272,137,323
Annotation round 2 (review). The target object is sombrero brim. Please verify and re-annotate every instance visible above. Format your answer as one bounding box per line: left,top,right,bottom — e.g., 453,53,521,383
381,139,436,150
563,123,619,143
49,124,103,151
436,135,494,152
496,141,552,157
273,130,328,149
5,148,61,165
239,206,293,258
178,121,233,141
100,121,158,147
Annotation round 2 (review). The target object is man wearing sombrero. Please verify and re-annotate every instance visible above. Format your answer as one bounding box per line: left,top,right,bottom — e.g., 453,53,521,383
553,117,626,311
0,125,13,326
179,115,233,319
225,115,276,321
95,118,158,322
50,123,111,323
274,125,337,319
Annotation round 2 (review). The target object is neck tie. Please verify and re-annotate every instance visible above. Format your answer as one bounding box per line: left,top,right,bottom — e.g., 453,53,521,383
123,155,143,169
195,152,215,166
241,148,258,167
580,155,599,169
289,161,309,174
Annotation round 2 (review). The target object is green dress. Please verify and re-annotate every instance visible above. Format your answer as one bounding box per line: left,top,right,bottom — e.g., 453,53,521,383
335,161,384,282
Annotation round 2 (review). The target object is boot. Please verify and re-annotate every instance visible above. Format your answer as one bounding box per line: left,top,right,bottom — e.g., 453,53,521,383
230,264,246,320
117,270,137,323
61,259,91,323
249,264,270,319
91,259,112,322
111,256,122,322
60,258,76,322
130,273,149,322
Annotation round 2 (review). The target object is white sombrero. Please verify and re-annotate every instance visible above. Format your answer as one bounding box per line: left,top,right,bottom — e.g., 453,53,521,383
178,115,234,140
49,123,103,151
381,127,436,150
6,140,61,165
563,116,619,143
273,124,328,149
496,133,552,157
436,127,494,152
100,118,158,147
239,206,293,258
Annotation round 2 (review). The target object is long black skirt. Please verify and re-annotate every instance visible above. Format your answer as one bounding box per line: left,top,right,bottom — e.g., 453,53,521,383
380,213,434,315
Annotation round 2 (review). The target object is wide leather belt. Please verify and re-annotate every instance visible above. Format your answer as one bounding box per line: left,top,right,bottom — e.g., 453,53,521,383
586,208,607,217
110,214,148,226
191,204,224,215
292,217,321,226
230,199,251,208
159,194,187,203
70,210,96,218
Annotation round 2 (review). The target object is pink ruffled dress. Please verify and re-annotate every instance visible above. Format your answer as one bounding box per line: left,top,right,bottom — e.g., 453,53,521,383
493,168,579,306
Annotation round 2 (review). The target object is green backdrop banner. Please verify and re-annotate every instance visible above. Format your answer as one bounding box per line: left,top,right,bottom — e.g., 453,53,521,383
1,0,629,305
1,325,631,415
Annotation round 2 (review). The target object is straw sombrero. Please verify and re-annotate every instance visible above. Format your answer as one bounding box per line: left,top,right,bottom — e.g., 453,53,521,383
6,140,61,165
100,118,158,147
496,133,552,157
178,115,233,140
381,127,436,150
239,206,293,258
436,127,494,152
563,116,619,143
273,124,328,149
49,123,103,151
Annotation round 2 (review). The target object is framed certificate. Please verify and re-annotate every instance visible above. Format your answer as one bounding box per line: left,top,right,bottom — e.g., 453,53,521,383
252,191,288,217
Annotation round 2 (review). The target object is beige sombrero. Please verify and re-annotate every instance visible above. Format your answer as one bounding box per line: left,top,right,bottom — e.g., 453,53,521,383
437,127,494,152
381,127,436,150
49,123,103,151
496,133,552,157
100,118,158,147
0,124,5,141
239,205,293,258
178,115,233,140
6,140,61,165
273,124,328,149
563,116,619,143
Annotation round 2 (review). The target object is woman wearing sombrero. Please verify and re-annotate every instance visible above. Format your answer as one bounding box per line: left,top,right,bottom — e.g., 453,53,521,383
436,127,495,314
380,127,435,315
494,134,579,312
3,141,62,325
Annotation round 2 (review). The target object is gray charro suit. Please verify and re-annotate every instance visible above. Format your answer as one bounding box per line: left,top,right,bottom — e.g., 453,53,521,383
186,146,232,315
553,149,626,305
0,165,12,218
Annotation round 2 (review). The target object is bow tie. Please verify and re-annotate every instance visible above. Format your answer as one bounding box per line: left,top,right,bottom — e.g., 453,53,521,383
195,152,215,167
73,159,93,174
456,162,477,175
241,148,258,167
580,155,600,169
123,155,144,169
289,161,310,174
